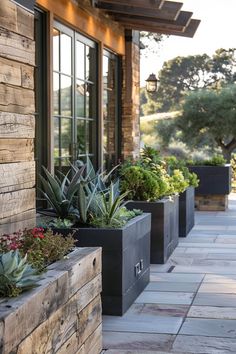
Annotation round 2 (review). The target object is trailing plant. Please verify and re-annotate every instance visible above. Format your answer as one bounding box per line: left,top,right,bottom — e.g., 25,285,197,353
0,228,75,272
0,251,41,297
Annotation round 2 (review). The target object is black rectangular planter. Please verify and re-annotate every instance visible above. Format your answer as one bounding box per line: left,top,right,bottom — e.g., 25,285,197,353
126,195,179,265
179,187,195,237
189,165,232,195
75,213,151,316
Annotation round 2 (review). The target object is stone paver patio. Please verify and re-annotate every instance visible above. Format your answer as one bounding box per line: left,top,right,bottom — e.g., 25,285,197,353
102,194,236,353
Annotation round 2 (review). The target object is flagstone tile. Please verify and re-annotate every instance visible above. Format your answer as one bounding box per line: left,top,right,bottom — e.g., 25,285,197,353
198,282,236,294
172,265,236,274
102,331,175,351
188,305,236,320
146,282,199,293
203,274,236,283
179,318,236,338
103,314,183,334
193,293,236,307
173,334,236,353
135,291,194,305
150,273,204,283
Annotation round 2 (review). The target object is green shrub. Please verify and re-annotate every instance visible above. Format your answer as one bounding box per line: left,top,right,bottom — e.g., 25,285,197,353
165,156,199,188
120,165,163,201
187,154,226,166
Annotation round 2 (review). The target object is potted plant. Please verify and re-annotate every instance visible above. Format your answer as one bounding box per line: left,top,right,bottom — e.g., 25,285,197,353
188,155,232,211
0,228,102,353
120,147,184,264
165,156,199,237
38,160,151,316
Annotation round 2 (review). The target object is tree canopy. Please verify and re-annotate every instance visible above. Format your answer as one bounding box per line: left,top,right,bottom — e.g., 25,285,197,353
175,85,236,161
141,48,236,115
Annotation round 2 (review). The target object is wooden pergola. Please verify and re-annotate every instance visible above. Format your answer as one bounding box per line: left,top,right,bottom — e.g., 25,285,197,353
92,0,200,37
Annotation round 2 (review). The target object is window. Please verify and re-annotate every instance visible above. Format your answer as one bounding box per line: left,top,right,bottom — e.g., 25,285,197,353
53,22,98,172
103,50,121,169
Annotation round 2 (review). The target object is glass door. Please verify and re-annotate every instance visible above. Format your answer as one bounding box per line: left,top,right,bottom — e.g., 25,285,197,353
53,22,98,173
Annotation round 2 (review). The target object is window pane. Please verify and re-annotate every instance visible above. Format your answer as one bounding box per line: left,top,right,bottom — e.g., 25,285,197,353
77,119,86,155
61,118,72,157
86,83,96,118
76,41,85,80
53,73,60,115
53,28,60,72
54,117,60,159
76,80,85,117
61,75,72,117
60,33,72,75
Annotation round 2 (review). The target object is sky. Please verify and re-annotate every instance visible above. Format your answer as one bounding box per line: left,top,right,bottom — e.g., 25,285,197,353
140,0,236,85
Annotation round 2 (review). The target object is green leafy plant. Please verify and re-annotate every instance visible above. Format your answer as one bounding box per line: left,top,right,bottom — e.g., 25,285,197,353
0,251,41,297
168,169,189,194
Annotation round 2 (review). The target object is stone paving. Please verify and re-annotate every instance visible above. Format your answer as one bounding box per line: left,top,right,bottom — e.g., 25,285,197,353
102,194,236,354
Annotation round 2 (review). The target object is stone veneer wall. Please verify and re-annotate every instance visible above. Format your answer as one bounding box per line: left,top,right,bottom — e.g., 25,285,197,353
122,30,141,160
0,0,36,234
0,247,102,354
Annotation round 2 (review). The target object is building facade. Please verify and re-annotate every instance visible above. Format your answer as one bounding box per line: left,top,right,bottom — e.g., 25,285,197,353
0,0,199,233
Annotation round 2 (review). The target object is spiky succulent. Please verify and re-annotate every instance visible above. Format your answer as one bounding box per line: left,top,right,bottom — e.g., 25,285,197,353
0,251,41,297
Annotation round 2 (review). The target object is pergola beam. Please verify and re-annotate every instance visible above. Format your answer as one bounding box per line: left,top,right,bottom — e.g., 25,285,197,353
113,11,193,32
95,0,165,10
95,1,183,20
122,19,200,38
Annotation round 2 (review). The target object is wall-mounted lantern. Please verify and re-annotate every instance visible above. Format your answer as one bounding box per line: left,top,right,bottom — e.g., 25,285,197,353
146,73,159,93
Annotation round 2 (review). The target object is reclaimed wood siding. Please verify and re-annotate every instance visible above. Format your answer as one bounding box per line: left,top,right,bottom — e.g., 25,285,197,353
0,247,103,354
0,0,35,235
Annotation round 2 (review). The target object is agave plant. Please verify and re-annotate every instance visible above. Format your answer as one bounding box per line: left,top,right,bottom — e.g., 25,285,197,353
39,165,86,220
0,251,41,297
90,181,131,228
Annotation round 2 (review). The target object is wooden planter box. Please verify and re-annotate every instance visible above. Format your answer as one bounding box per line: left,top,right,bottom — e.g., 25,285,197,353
0,248,102,354
189,165,232,211
126,195,179,264
179,186,195,237
75,213,151,316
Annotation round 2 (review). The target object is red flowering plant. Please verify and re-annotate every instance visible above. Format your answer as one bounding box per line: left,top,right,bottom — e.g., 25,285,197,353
0,228,75,273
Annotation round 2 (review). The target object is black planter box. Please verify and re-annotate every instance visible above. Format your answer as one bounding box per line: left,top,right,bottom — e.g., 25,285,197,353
75,213,151,316
126,195,179,265
179,187,195,237
189,165,232,195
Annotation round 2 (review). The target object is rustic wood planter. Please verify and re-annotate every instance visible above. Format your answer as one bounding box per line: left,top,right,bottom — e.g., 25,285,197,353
0,248,102,354
126,195,179,265
179,186,195,237
75,213,151,316
189,165,232,211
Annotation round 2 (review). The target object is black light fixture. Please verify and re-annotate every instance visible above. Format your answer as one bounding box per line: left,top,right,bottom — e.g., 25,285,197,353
146,73,159,93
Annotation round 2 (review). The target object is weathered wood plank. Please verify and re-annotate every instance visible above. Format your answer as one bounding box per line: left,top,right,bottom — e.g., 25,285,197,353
75,324,102,354
16,285,102,354
0,84,34,114
0,27,35,66
0,138,34,163
0,112,35,138
0,209,35,235
0,161,35,193
0,0,34,40
0,56,34,89
0,188,35,221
